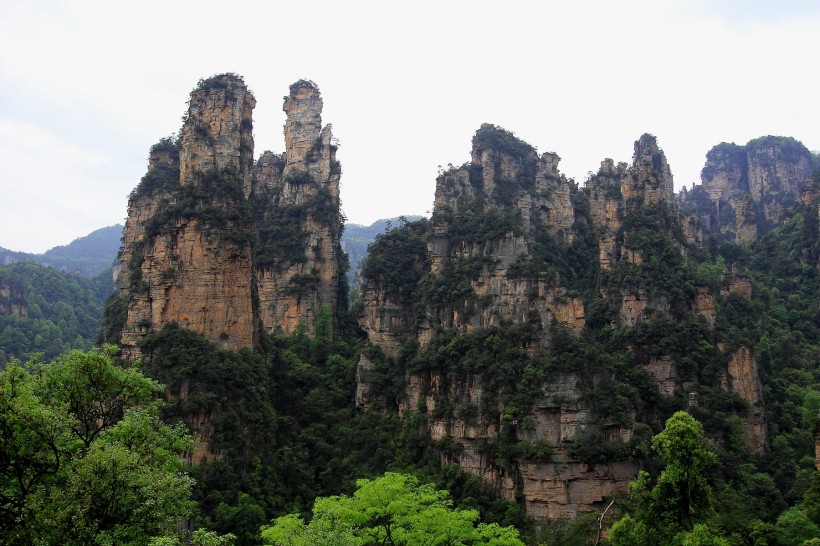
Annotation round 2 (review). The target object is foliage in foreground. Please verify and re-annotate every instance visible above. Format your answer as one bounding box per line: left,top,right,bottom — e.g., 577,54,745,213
610,411,820,546
0,347,232,545
260,472,525,546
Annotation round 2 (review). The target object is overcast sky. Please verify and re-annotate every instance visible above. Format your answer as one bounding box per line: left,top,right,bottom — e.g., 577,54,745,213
1,0,818,253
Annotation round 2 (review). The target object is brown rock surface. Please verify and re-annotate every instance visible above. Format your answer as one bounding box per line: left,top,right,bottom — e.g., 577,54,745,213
253,80,343,336
726,346,768,452
678,137,813,243
118,76,344,352
179,74,256,196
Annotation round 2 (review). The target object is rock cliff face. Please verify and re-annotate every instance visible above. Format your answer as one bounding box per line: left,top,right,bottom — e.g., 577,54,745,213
587,135,683,327
725,346,767,453
0,284,27,319
356,127,691,521
356,126,779,523
358,125,584,366
678,136,813,243
252,80,343,335
116,75,344,354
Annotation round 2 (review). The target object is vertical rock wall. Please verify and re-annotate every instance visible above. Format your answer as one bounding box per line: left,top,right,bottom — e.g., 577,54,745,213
119,75,257,354
677,136,813,243
356,126,776,522
117,75,344,353
253,80,343,335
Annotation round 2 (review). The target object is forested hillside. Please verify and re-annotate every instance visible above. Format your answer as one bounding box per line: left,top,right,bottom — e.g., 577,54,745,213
0,224,122,277
0,262,114,363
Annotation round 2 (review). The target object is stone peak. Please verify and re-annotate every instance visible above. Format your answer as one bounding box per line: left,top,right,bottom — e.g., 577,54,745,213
632,133,660,161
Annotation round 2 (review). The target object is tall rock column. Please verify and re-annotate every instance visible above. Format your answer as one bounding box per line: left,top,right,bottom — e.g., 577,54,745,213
180,74,256,196
253,80,343,335
118,75,257,355
622,133,675,210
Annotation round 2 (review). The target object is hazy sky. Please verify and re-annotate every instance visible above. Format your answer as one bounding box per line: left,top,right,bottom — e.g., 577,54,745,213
1,0,818,253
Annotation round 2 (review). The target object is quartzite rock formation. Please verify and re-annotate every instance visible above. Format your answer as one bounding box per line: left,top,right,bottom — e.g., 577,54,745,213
356,126,773,520
252,80,343,335
678,136,814,243
116,75,344,356
115,76,805,522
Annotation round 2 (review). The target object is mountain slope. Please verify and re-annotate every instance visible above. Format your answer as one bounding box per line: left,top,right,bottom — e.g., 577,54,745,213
0,224,122,277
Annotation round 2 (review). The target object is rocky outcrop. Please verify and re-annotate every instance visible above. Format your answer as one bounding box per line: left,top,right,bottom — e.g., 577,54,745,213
179,75,256,196
359,125,585,362
588,135,685,328
253,80,343,336
355,125,779,523
622,134,675,210
117,75,344,353
678,136,813,243
725,346,768,453
587,159,626,270
588,134,676,271
0,284,27,319
357,128,686,522
118,75,257,355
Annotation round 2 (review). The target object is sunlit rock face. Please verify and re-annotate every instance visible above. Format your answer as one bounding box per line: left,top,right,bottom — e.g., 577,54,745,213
118,76,344,354
119,75,257,356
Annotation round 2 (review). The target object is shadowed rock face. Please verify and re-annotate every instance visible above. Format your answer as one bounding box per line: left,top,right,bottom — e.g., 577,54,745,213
678,136,813,243
117,75,343,354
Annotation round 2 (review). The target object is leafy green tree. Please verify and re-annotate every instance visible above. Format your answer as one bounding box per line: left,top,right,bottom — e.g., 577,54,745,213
260,472,525,546
40,346,161,448
0,360,70,539
35,403,195,544
149,528,238,546
0,347,200,545
774,507,820,546
611,412,722,546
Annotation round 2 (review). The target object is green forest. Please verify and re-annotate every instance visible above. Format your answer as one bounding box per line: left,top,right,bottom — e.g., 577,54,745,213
2,150,820,544
0,262,113,363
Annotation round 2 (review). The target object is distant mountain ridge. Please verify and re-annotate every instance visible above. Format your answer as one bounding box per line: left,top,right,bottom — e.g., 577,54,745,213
0,225,123,277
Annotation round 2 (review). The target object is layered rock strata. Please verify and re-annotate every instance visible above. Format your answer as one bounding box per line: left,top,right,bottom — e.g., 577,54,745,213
117,75,343,354
253,80,343,335
678,136,813,243
356,126,773,522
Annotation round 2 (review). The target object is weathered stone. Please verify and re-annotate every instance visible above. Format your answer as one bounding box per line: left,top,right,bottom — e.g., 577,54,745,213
118,76,344,353
120,76,257,355
725,346,768,453
179,74,256,196
677,136,813,243
254,80,342,336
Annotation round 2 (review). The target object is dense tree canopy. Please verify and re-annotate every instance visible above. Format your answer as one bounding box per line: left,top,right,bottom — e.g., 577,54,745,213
0,347,199,545
260,472,525,546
